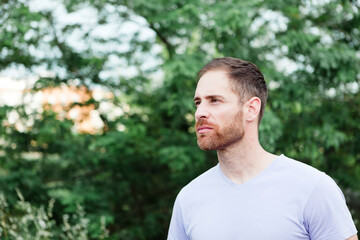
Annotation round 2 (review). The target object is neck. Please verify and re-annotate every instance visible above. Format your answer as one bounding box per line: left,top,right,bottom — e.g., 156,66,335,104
217,133,277,186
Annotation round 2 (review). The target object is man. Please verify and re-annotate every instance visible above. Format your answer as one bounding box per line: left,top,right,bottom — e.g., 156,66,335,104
167,57,358,240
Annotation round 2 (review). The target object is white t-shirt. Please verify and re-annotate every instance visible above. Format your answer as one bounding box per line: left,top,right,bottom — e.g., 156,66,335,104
168,154,357,240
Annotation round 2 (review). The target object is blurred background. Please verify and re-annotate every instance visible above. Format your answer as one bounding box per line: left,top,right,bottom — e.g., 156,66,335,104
0,0,359,239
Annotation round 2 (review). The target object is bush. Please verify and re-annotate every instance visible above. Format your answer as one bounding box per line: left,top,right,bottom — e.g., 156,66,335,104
0,189,109,240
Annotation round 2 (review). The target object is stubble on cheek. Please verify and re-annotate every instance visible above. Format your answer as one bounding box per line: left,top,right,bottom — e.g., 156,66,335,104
195,111,244,151
196,126,222,151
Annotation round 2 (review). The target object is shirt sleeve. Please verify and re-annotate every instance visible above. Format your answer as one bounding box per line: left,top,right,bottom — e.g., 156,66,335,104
303,174,358,240
167,193,190,240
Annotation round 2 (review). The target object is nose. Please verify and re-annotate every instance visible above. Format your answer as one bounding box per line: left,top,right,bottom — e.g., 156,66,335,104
195,102,209,121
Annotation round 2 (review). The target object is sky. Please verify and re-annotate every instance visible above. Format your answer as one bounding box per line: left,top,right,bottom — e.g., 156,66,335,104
1,0,358,102
0,0,158,132
0,0,162,107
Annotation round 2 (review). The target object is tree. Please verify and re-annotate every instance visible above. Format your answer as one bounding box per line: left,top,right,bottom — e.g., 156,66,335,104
0,0,359,238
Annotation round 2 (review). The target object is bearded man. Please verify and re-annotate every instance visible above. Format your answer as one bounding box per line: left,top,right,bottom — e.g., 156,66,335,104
167,57,358,240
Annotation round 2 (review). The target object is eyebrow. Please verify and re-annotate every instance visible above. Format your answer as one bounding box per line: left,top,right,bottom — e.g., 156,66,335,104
193,95,224,102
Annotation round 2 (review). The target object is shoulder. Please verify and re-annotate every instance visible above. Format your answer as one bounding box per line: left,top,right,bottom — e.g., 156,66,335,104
268,155,328,201
275,155,325,182
278,155,321,172
176,164,220,202
275,156,357,238
303,171,357,239
278,156,358,238
276,155,346,204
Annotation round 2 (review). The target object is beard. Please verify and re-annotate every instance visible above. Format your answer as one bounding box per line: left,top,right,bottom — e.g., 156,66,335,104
195,111,245,151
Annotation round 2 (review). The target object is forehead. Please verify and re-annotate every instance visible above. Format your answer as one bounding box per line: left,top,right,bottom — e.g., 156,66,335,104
195,70,235,98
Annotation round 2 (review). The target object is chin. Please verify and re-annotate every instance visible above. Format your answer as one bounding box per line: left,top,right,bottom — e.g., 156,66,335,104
198,145,213,151
197,140,219,151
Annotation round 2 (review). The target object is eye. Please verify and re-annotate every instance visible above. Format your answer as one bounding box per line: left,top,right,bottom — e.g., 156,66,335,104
210,98,220,104
194,100,201,107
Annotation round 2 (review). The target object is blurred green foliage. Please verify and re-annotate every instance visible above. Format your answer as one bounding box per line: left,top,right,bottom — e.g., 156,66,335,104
0,0,359,238
0,190,109,239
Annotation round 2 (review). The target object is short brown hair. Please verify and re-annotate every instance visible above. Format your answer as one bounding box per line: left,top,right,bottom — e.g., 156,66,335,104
197,57,268,124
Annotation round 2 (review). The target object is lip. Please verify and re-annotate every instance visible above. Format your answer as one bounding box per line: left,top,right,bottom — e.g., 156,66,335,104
197,126,213,134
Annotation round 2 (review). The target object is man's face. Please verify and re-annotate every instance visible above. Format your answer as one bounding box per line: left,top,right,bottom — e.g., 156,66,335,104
193,70,245,151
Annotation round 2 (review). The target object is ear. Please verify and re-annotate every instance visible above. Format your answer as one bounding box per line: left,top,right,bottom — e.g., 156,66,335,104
244,97,261,123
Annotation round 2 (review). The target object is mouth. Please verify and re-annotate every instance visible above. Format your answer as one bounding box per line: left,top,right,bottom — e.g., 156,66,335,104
197,126,213,134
